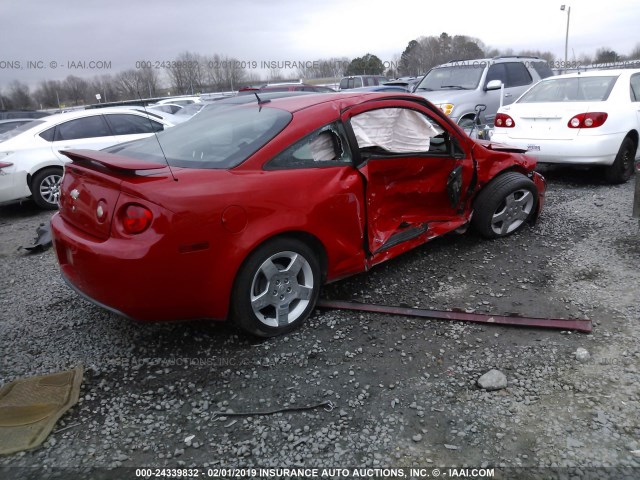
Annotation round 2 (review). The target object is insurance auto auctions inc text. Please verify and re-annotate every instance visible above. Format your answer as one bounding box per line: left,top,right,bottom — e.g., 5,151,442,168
191,467,495,478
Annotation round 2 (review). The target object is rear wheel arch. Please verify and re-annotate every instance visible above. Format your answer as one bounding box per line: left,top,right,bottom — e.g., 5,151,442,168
626,130,639,153
457,114,476,129
605,134,637,184
239,231,328,280
29,166,64,209
229,231,328,337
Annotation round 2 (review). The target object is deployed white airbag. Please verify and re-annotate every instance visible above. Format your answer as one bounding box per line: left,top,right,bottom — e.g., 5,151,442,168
351,108,441,153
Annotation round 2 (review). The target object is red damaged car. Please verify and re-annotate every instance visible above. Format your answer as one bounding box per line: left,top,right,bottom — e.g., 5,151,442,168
51,93,546,337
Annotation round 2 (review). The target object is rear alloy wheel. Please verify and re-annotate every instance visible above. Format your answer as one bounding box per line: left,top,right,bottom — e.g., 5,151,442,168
472,172,538,239
31,167,63,209
604,137,635,184
231,238,321,337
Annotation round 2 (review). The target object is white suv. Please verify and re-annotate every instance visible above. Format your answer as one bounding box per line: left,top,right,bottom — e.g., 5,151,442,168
412,56,554,129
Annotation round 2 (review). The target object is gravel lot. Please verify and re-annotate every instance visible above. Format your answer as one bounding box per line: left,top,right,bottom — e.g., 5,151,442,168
1,166,639,480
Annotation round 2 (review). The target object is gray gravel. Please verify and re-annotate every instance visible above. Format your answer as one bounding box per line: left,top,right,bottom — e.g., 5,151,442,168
1,166,639,479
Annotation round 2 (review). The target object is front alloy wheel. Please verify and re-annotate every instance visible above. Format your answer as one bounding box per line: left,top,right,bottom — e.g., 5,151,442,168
232,238,321,337
472,172,538,239
489,188,535,236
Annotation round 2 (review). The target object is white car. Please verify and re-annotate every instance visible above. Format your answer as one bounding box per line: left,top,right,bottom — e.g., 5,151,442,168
0,108,173,209
156,96,201,107
491,69,640,184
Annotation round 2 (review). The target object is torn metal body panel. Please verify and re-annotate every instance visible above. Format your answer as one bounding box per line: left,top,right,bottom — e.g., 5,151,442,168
316,299,592,333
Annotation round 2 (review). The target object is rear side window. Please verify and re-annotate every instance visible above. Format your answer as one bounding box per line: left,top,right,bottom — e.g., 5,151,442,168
531,61,554,79
505,63,533,87
486,62,532,88
54,115,112,141
266,123,352,169
39,126,55,142
105,114,164,135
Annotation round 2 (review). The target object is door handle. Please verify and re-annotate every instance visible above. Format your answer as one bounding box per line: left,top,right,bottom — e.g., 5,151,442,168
504,93,512,97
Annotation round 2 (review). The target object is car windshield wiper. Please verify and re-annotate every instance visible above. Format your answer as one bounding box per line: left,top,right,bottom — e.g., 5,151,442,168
415,87,433,91
440,85,467,90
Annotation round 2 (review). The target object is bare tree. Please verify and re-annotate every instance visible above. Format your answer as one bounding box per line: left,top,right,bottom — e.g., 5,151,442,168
296,57,350,80
62,75,90,106
166,51,205,95
114,69,160,100
90,74,120,103
204,54,247,91
34,80,63,109
629,43,640,60
518,50,556,62
8,81,34,109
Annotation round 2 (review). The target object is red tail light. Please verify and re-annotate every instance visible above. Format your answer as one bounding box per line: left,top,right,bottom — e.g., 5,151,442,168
495,113,515,128
0,161,13,169
120,204,153,234
568,112,608,128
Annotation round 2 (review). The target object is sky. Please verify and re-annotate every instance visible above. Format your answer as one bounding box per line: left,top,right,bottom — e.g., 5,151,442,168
1,0,639,89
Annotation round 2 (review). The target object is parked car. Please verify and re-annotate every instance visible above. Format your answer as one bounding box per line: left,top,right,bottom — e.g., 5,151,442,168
340,85,409,92
0,110,50,120
238,84,335,94
412,56,554,129
0,108,173,209
385,76,423,91
51,92,546,337
339,75,389,90
156,96,201,106
492,69,640,184
0,118,35,135
147,103,183,114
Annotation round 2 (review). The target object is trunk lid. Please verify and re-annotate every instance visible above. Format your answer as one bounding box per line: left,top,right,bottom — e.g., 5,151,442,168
58,149,168,240
504,102,594,141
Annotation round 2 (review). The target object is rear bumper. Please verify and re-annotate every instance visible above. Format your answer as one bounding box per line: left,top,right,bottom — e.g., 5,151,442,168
491,132,625,165
0,169,31,205
50,212,228,322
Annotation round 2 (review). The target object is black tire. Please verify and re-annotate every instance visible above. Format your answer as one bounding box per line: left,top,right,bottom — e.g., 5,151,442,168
231,238,321,337
604,137,635,184
31,167,63,210
472,172,538,239
457,116,475,129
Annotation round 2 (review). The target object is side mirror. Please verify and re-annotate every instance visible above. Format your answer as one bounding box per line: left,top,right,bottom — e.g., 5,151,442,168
485,80,503,91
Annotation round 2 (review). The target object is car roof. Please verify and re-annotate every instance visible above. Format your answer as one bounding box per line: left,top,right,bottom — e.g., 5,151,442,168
31,107,169,125
545,68,640,79
234,92,427,113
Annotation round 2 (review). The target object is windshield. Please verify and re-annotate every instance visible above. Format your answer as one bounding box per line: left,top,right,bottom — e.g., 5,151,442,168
518,76,618,103
0,120,45,142
414,65,483,91
113,105,291,169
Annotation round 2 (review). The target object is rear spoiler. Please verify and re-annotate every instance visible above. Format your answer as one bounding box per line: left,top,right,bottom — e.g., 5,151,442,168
60,149,167,172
